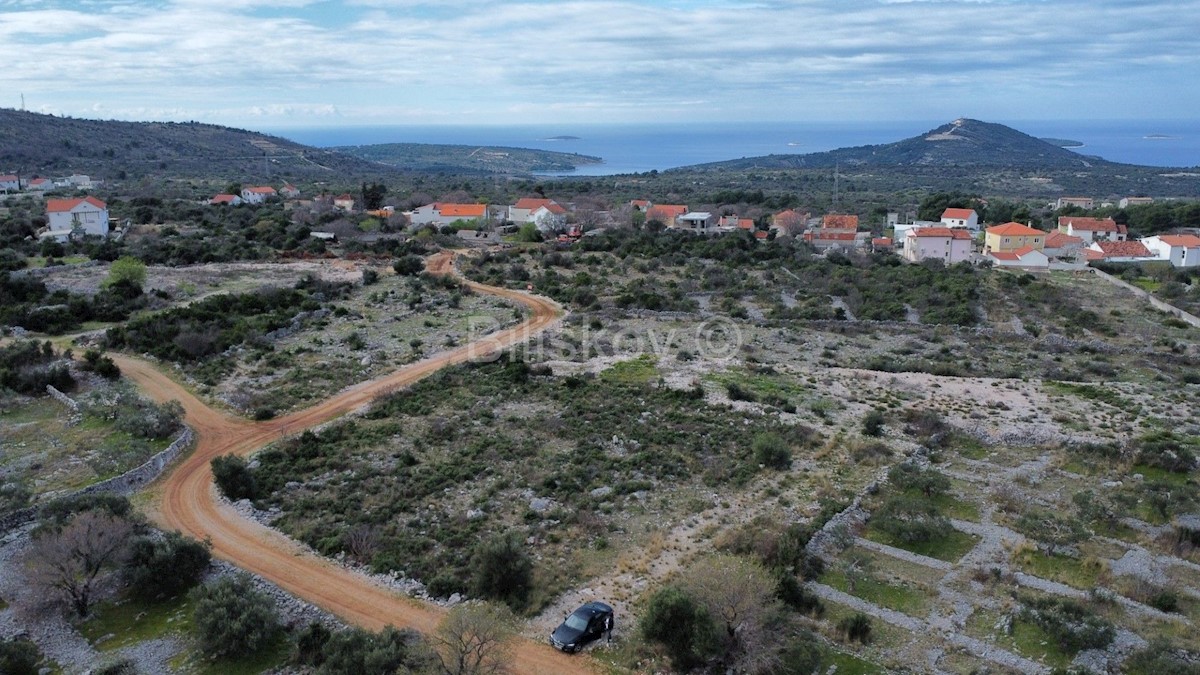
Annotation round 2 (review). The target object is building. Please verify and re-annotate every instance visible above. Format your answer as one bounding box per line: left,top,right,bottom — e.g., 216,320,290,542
280,183,301,199
718,214,754,231
940,208,979,231
409,202,489,227
647,204,688,228
985,222,1045,254
26,177,51,192
1042,231,1085,260
1056,196,1094,210
678,212,715,233
770,209,807,236
988,246,1049,269
46,196,109,238
1142,234,1200,268
240,186,278,204
822,214,859,231
1119,196,1153,208
0,174,19,192
509,198,567,232
1057,216,1126,243
903,227,974,264
333,194,356,212
1087,240,1156,263
210,194,244,206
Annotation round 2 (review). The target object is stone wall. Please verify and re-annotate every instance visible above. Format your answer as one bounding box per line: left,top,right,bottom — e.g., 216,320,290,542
0,427,194,535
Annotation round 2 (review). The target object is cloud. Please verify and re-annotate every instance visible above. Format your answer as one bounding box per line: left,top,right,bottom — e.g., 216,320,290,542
1,0,1197,125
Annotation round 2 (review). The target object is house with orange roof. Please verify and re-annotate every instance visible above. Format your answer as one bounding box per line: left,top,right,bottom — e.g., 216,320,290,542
988,245,1049,269
45,196,109,238
210,194,244,206
240,185,278,205
940,208,979,231
334,194,356,212
26,177,51,192
647,204,688,228
984,222,1045,254
630,199,652,212
509,198,568,232
0,174,19,192
1142,234,1200,268
770,209,807,236
1042,230,1085,260
822,214,859,232
872,237,894,252
1087,240,1155,263
280,182,301,199
718,214,754,230
1058,216,1126,243
903,227,974,264
409,202,490,227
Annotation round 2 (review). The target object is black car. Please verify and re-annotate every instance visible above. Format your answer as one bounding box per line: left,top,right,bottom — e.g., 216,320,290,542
549,601,614,653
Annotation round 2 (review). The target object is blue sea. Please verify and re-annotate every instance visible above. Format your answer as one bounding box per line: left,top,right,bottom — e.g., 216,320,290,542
268,119,1200,176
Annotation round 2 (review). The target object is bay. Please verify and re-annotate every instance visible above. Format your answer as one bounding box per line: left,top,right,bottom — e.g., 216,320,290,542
268,119,1199,175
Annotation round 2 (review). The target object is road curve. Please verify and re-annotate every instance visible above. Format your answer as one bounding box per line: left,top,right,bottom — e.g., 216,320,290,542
116,251,589,675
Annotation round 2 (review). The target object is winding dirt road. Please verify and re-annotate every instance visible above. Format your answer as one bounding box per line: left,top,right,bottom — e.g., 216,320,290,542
116,252,591,674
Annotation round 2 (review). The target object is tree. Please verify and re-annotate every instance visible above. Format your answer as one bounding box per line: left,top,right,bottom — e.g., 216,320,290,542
514,223,542,242
432,602,517,675
361,182,388,211
469,534,531,610
680,554,783,673
122,530,211,600
27,511,134,616
317,626,429,675
190,573,280,659
101,256,147,295
640,586,720,671
394,254,425,276
211,454,256,501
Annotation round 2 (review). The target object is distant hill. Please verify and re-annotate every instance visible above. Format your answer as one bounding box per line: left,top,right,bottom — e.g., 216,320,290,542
333,143,603,174
688,118,1119,171
0,108,399,181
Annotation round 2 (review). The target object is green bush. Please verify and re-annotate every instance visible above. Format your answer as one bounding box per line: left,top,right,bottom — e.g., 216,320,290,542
640,586,719,671
469,534,532,611
211,454,257,501
861,410,885,437
393,255,424,276
873,495,951,544
838,612,872,643
887,462,951,498
752,432,791,470
122,530,211,600
315,626,427,675
1019,596,1114,654
0,636,41,675
190,573,280,659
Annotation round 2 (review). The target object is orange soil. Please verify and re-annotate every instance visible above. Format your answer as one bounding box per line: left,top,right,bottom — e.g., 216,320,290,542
117,252,591,674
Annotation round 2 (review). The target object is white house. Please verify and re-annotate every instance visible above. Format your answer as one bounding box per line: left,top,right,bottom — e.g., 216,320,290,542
508,198,563,223
240,186,278,204
1042,231,1085,261
987,246,1049,269
678,211,715,233
1058,216,1127,243
1142,234,1200,268
46,196,109,238
26,177,51,192
1119,196,1153,208
903,227,974,264
409,202,489,227
1086,240,1156,263
0,174,19,192
1056,196,1094,210
940,208,979,231
530,205,567,233
210,194,244,206
280,183,301,199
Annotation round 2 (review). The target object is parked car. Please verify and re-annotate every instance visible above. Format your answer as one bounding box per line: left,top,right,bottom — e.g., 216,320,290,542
549,601,614,653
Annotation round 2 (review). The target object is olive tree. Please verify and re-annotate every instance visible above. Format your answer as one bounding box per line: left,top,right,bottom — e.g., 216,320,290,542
27,511,134,616
432,602,517,675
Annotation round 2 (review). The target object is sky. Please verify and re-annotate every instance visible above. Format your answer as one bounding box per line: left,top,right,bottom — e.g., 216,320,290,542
1,0,1198,129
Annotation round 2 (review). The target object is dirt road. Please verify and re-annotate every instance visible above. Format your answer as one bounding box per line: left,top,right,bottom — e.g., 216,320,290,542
116,252,590,674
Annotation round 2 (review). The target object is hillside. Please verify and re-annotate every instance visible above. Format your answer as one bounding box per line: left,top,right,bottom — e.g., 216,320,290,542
0,108,397,181
690,118,1120,170
333,142,603,174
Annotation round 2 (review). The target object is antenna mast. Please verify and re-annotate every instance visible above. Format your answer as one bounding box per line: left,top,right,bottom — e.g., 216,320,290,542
834,163,840,211
20,94,25,111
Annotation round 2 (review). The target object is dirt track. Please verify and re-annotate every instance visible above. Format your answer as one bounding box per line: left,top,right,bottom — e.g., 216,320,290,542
115,252,591,674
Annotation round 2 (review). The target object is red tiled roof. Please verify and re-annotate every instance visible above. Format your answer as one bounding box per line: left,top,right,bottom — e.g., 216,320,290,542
753,230,769,240
941,208,976,220
911,227,973,240
989,246,1039,261
987,222,1043,236
0,174,17,181
244,186,277,194
1092,241,1152,258
647,205,688,220
813,232,858,241
46,196,106,212
210,194,240,204
1156,234,1200,248
514,197,558,210
822,214,859,230
1044,231,1083,248
538,203,567,215
436,203,487,218
1059,216,1120,232
872,237,893,247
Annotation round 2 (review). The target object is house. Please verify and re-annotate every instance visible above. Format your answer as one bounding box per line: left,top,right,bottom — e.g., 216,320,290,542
334,194,356,212
210,194,244,206
0,174,19,192
1042,231,1085,260
822,214,859,231
26,177,51,192
509,198,567,231
409,202,489,227
240,186,278,204
988,246,1049,269
1119,197,1153,208
718,214,754,231
1058,216,1126,243
677,212,715,233
805,230,862,251
630,199,652,212
280,183,301,199
1087,240,1156,263
903,227,974,264
940,208,979,231
872,237,894,252
647,204,688,228
1142,234,1200,268
985,222,1045,254
46,196,109,238
1056,196,1094,210
770,209,807,236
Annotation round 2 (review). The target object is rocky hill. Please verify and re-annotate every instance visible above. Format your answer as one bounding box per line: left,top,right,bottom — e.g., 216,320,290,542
0,108,396,182
689,118,1120,170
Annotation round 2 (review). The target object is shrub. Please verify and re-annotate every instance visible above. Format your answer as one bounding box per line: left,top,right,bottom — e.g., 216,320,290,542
838,612,872,643
190,573,280,659
393,255,424,276
1018,596,1114,654
861,409,885,437
0,636,41,675
81,349,121,379
1133,431,1198,473
752,432,791,470
316,626,428,675
122,530,211,600
640,586,719,671
92,659,138,675
873,495,951,544
469,534,532,610
38,493,133,527
211,454,257,501
887,462,951,499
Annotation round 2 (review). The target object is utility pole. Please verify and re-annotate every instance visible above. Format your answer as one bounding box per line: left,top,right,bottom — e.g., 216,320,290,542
834,163,840,212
